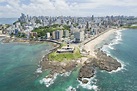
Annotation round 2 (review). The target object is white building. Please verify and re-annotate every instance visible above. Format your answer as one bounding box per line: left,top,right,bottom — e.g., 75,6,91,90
64,30,69,38
52,30,63,40
52,31,56,40
46,32,50,39
55,30,63,40
74,30,84,43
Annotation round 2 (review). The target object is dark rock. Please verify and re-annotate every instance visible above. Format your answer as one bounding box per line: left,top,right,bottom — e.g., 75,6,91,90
78,64,95,81
94,50,121,72
41,55,77,76
40,48,122,85
78,49,122,83
82,79,89,84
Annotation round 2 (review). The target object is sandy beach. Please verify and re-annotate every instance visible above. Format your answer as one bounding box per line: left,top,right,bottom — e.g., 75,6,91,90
84,29,117,57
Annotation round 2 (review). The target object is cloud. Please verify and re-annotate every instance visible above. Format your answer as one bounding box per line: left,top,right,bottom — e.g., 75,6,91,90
0,0,137,17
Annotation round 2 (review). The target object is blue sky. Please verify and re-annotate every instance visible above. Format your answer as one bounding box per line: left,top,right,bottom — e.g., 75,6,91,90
0,0,137,18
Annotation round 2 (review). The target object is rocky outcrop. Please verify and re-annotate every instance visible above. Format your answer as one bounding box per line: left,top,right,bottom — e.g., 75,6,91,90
41,56,77,75
40,48,121,84
96,50,121,71
78,49,121,84
82,79,89,84
78,65,95,83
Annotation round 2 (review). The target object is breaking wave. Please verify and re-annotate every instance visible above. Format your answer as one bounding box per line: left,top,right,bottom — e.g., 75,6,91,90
39,73,58,87
77,76,99,91
101,29,127,73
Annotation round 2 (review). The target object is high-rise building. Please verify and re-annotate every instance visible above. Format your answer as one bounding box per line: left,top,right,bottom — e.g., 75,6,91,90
18,13,26,23
74,30,84,43
92,15,94,21
52,30,63,40
52,31,56,40
64,30,69,38
55,30,60,39
86,21,89,29
46,32,50,39
55,30,63,40
14,29,19,35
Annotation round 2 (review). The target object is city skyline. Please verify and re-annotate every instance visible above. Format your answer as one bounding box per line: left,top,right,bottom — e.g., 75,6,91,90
0,0,137,18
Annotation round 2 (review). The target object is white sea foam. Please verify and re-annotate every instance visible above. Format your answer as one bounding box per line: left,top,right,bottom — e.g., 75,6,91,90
101,46,111,56
77,76,99,91
101,29,127,73
40,55,45,62
60,71,71,77
66,86,76,91
36,67,42,73
101,30,123,52
108,44,115,50
101,50,127,73
102,29,123,51
109,57,127,73
111,30,122,45
39,73,58,87
101,45,108,52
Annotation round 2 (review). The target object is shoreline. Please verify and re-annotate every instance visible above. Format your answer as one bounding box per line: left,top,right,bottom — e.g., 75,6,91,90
78,28,124,82
39,28,123,86
1,28,124,87
0,37,56,45
0,34,62,47
84,28,118,57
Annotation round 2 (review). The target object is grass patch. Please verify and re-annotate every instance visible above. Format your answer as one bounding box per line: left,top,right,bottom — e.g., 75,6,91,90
123,25,137,29
48,47,82,62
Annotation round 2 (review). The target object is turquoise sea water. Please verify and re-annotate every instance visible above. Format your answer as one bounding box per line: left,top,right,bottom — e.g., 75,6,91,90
0,29,137,91
0,42,54,91
95,29,137,91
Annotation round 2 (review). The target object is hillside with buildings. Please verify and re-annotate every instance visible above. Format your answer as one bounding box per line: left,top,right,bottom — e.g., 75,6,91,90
1,14,137,44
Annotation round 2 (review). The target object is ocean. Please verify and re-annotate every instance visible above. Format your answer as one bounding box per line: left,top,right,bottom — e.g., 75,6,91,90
0,18,18,24
0,29,137,91
0,42,54,91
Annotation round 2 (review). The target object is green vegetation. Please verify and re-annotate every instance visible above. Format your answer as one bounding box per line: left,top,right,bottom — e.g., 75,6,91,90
73,23,78,27
16,32,26,38
63,25,70,30
60,43,67,47
32,24,70,37
123,25,137,29
48,47,82,62
10,33,14,38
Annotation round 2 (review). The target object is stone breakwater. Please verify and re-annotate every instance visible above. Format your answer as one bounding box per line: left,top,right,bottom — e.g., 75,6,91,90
40,49,121,84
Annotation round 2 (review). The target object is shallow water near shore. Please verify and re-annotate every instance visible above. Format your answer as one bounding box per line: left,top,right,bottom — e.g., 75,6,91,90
0,42,54,91
1,29,137,91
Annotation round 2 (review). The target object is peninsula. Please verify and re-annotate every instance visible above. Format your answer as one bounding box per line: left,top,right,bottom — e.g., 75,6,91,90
40,28,122,84
1,14,136,85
